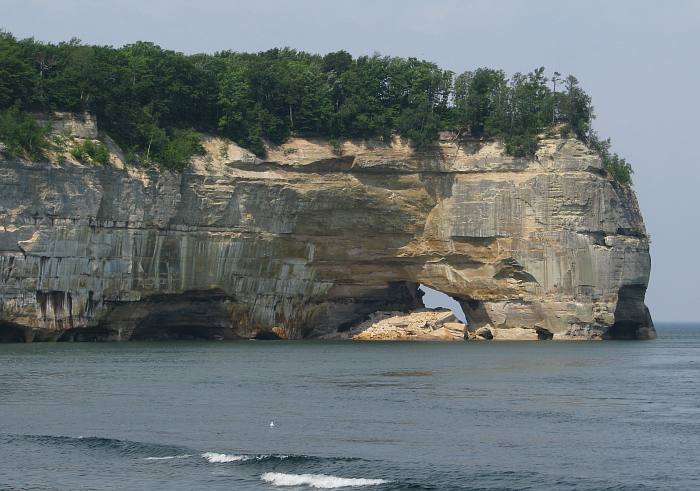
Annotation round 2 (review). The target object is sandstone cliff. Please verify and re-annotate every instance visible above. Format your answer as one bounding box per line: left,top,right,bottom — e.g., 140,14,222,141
0,114,653,341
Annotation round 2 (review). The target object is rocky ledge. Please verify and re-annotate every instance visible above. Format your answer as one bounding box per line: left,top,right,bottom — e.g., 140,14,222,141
0,114,653,342
323,309,468,341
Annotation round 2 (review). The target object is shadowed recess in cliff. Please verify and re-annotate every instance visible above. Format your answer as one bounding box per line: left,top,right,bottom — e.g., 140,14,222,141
0,322,29,342
418,284,467,324
105,290,238,341
606,284,656,340
331,281,424,334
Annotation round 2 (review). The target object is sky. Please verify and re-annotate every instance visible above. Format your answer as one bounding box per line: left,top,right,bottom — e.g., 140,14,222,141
3,0,698,321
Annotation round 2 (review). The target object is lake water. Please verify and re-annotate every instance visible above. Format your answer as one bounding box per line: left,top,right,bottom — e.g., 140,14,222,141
1,323,698,490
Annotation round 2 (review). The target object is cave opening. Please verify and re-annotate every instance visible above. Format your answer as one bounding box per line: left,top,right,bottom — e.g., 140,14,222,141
125,290,238,341
418,284,468,324
0,322,29,342
606,285,654,340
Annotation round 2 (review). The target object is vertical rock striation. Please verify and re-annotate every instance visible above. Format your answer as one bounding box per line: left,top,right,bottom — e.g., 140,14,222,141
0,118,653,341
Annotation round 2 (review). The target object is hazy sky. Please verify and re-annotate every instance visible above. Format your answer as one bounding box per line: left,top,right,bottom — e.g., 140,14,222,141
3,0,698,321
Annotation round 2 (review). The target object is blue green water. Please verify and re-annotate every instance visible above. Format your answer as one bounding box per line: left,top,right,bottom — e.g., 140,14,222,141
1,323,698,490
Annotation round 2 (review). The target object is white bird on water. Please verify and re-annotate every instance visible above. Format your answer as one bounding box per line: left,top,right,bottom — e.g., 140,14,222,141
269,421,275,428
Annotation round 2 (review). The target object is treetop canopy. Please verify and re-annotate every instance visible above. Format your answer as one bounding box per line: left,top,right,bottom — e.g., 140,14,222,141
0,31,632,184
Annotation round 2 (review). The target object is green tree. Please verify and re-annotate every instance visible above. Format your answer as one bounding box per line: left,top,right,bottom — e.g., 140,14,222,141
453,68,508,136
0,30,630,180
0,32,39,109
560,75,593,139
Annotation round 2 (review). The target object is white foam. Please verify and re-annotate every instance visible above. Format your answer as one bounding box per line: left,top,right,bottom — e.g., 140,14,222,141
201,452,291,463
260,472,388,488
201,452,251,463
144,454,192,461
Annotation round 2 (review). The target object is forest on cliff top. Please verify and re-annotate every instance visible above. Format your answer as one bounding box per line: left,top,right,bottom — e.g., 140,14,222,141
0,31,632,183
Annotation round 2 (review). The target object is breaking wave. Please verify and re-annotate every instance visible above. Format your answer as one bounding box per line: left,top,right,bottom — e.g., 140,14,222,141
261,472,388,488
201,452,251,463
7,434,385,487
201,451,292,463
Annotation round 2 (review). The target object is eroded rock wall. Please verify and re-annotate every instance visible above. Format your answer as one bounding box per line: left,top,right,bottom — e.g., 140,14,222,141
0,120,653,340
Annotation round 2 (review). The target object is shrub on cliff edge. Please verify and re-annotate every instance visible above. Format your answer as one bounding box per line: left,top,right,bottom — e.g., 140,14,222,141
0,107,50,159
590,132,633,185
70,139,110,165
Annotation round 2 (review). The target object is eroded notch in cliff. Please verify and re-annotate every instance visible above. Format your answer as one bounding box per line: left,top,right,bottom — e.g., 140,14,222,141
493,258,539,284
110,290,238,341
606,285,656,340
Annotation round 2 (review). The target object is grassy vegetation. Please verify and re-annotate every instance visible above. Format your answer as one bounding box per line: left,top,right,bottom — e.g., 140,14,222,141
0,107,50,159
70,139,109,164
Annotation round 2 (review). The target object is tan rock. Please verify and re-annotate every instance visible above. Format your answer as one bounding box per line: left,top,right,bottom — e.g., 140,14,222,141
491,327,540,341
473,326,494,340
346,309,465,341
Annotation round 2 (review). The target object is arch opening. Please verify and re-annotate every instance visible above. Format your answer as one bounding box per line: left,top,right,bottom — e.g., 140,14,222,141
418,284,468,324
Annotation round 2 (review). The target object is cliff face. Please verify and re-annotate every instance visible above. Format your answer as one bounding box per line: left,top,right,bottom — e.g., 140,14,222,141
0,116,653,341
